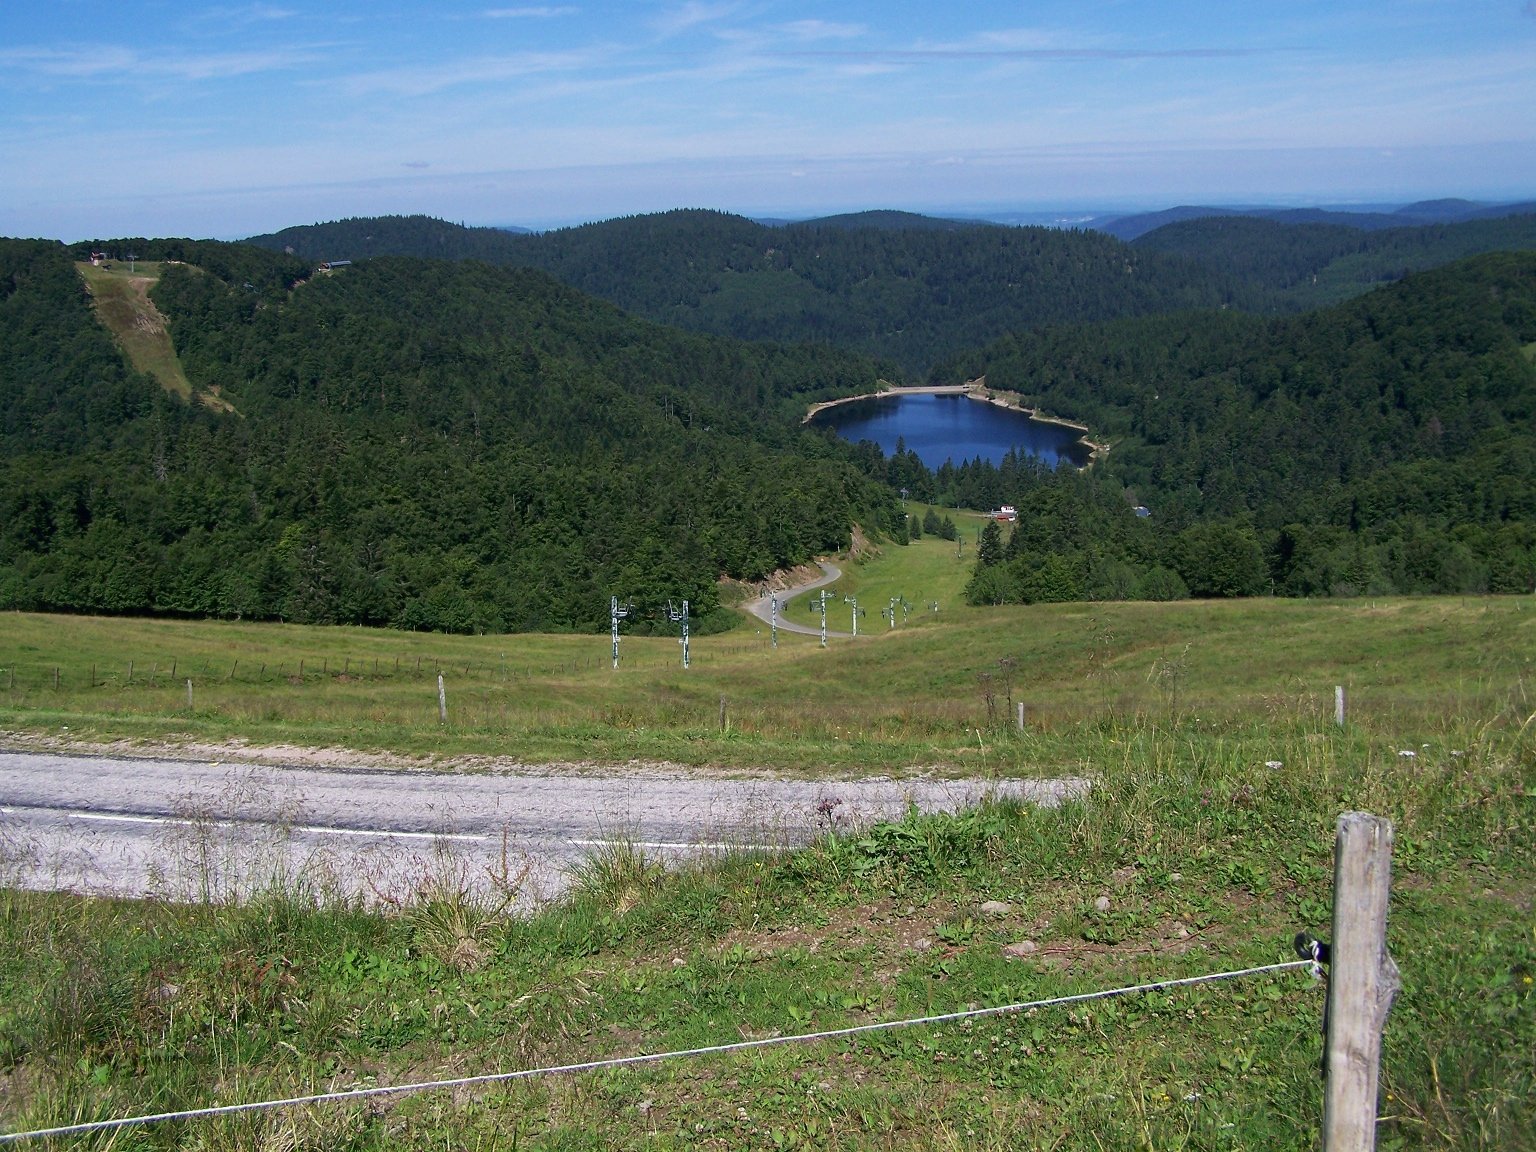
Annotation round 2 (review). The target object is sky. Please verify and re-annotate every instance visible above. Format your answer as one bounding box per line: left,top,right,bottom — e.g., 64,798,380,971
3,1,1535,241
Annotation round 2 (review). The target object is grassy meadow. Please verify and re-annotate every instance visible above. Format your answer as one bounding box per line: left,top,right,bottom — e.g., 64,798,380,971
0,535,1532,1148
75,262,193,401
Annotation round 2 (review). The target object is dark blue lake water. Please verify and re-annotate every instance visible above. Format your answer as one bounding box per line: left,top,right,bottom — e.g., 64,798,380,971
811,392,1089,469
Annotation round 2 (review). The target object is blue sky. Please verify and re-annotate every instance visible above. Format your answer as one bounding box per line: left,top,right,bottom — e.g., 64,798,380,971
3,1,1534,240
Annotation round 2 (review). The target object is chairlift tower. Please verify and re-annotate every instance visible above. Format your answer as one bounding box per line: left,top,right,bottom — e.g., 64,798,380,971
842,594,861,638
667,599,691,669
610,595,633,669
770,593,779,649
810,590,832,648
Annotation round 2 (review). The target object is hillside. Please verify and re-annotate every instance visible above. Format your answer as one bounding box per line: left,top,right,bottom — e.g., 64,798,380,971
930,252,1536,604
1133,212,1536,307
1100,197,1536,241
0,238,900,632
248,207,1536,376
247,210,1240,377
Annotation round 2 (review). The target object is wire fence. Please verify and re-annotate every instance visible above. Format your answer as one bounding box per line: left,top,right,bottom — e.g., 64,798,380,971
0,639,805,693
0,958,1318,1145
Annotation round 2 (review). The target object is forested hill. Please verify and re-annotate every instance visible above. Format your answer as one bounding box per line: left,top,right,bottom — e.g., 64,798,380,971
246,210,1239,376
1132,212,1536,308
934,252,1536,602
1101,198,1536,240
0,238,900,632
247,208,1536,377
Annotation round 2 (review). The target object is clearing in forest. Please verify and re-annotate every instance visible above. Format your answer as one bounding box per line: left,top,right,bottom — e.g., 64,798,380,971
76,259,234,412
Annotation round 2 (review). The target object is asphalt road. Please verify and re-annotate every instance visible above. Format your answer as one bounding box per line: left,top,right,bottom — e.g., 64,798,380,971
740,561,853,638
0,750,1087,905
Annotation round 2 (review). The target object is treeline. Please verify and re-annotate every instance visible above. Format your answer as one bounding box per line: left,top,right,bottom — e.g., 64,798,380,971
248,210,1241,376
1133,213,1536,307
248,208,1536,378
0,240,900,632
927,253,1536,603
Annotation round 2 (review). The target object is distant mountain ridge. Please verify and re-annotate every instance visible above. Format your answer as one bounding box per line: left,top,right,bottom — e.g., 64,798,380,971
1098,198,1536,241
246,203,1536,374
246,210,1239,376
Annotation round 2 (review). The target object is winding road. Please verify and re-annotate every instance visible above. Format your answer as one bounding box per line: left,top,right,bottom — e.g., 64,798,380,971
740,561,854,638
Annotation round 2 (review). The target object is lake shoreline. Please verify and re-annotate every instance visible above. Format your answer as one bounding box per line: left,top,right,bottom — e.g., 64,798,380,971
805,378,1108,466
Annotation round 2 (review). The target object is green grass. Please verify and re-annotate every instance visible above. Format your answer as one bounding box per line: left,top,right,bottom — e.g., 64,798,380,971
1,581,1533,1146
781,514,977,632
76,261,199,403
2,592,1530,771
0,717,1530,1148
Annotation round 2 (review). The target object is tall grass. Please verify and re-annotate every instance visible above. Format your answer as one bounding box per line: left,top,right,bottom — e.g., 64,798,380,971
0,707,1530,1148
3,596,1531,770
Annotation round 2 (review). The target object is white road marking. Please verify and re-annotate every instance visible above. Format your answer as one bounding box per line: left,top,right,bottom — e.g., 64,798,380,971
18,807,488,843
9,807,779,850
567,838,784,852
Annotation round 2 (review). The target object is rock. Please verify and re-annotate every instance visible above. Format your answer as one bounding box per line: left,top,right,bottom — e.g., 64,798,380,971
1168,872,1182,882
979,900,1012,917
911,937,934,952
1093,895,1111,912
1003,940,1038,958
1171,921,1190,939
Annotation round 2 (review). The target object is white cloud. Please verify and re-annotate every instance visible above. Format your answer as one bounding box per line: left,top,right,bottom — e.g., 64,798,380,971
651,2,738,39
483,6,578,17
776,20,866,42
331,48,608,98
0,44,320,83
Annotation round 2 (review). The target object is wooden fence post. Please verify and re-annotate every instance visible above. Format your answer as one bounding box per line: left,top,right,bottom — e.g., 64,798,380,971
719,695,728,731
437,674,447,724
186,679,194,711
1323,811,1400,1152
1016,701,1026,731
1335,685,1346,728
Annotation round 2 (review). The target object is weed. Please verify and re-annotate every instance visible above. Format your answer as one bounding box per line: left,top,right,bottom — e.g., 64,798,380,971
569,834,665,916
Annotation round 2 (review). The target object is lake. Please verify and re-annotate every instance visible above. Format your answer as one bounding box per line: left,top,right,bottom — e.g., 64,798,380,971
810,391,1090,470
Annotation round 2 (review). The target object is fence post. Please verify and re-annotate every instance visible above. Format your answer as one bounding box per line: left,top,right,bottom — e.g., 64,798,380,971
437,674,447,724
186,679,194,711
1335,685,1346,728
1016,701,1026,731
719,695,728,732
1323,811,1400,1152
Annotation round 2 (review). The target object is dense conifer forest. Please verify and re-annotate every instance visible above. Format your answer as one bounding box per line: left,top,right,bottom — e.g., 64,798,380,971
1,239,899,632
934,253,1536,604
247,210,1243,376
5,206,1535,633
247,207,1536,374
